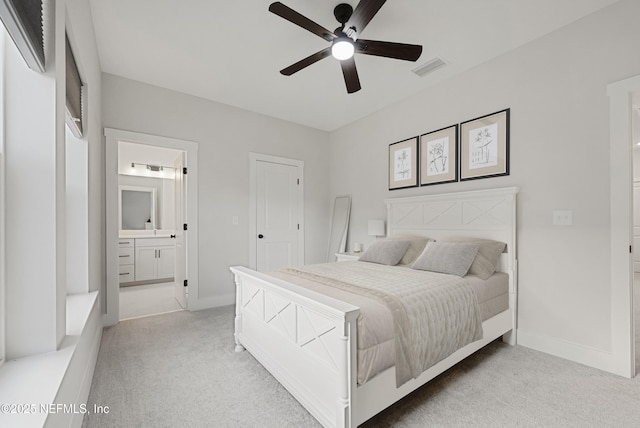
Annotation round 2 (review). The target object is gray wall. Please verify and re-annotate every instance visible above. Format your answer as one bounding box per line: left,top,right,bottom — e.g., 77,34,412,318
99,0,640,372
102,74,331,302
329,0,640,366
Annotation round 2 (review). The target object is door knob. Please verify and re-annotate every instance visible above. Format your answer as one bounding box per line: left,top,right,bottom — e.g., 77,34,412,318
170,234,176,238
258,234,264,239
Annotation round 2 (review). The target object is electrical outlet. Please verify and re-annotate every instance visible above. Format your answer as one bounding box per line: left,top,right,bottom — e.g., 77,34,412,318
232,216,239,225
553,210,573,226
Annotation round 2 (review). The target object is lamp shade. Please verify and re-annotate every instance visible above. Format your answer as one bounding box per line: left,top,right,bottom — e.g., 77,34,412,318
331,38,355,60
368,220,385,237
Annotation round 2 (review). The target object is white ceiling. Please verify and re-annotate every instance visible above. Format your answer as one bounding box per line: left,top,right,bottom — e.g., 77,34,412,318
88,0,620,132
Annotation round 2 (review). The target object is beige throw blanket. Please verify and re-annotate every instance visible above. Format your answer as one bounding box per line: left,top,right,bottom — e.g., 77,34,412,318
283,262,483,387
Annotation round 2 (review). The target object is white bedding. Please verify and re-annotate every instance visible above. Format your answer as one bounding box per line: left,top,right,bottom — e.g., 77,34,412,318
276,261,484,387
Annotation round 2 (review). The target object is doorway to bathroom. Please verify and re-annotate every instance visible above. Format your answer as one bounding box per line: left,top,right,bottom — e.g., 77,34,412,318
104,128,199,326
117,141,184,320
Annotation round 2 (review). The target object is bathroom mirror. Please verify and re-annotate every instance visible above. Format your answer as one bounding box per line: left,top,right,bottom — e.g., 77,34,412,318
327,195,351,261
119,185,156,230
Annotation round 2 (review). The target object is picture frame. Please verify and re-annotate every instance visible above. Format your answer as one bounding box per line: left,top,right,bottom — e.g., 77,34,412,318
388,137,418,190
460,108,510,181
420,124,458,186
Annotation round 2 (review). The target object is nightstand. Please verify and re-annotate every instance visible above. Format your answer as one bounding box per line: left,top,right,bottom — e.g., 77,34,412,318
335,252,361,262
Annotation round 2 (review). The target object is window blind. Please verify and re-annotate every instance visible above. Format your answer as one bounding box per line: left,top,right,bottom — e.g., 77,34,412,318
65,34,83,137
0,0,44,71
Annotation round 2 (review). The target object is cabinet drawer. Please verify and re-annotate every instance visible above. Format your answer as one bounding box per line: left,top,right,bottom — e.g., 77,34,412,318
118,246,135,265
118,239,134,248
119,264,134,283
135,237,175,247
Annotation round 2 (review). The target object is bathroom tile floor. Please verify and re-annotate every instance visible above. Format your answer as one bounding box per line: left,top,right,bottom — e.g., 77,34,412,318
119,281,183,320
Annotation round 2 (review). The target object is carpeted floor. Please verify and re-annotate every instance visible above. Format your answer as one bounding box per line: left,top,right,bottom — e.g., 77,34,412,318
83,305,640,428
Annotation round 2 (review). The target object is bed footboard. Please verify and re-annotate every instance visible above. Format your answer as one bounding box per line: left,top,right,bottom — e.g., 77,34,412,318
231,266,360,428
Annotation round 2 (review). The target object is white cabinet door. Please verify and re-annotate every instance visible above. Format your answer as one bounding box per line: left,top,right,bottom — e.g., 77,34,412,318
135,246,158,281
157,246,175,279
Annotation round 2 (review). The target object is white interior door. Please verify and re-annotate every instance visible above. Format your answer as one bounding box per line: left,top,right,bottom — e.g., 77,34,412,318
256,160,300,272
634,182,640,272
174,152,187,307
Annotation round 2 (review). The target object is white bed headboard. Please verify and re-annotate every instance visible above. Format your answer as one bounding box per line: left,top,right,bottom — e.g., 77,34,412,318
384,187,519,275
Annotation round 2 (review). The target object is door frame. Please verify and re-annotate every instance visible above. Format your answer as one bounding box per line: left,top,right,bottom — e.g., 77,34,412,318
104,128,199,326
249,153,304,270
608,75,640,378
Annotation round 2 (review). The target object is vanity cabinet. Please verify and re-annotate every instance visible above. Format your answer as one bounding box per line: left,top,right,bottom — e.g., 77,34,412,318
118,239,135,283
134,237,175,282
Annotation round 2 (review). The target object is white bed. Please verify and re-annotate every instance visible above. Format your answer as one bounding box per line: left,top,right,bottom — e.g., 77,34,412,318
230,187,519,427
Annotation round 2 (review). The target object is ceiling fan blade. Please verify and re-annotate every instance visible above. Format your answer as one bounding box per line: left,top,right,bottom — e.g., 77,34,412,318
269,2,336,42
280,47,332,76
355,39,422,62
344,0,386,35
340,57,361,94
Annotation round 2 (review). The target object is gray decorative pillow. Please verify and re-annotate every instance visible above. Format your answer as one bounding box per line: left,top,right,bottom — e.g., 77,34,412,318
442,238,506,279
386,235,431,265
358,240,410,266
411,241,479,277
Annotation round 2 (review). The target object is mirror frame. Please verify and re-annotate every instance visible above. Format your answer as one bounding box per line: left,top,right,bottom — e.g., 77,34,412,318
327,195,351,261
118,185,157,231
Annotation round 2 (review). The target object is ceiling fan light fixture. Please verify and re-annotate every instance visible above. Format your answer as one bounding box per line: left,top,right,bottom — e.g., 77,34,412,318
331,38,354,60
270,1,422,93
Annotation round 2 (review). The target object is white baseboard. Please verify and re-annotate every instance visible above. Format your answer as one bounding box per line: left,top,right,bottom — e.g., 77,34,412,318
516,328,625,376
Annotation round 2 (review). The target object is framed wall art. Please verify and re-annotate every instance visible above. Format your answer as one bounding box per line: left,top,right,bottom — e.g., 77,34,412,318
388,137,418,190
460,108,510,181
420,124,458,186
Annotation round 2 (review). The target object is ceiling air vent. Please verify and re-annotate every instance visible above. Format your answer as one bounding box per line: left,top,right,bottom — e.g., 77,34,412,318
412,57,446,77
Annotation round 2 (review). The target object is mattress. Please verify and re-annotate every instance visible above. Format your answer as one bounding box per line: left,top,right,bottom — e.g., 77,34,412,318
270,263,509,385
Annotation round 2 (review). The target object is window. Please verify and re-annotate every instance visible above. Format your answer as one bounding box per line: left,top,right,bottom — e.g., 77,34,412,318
0,26,6,366
0,0,45,71
65,34,83,137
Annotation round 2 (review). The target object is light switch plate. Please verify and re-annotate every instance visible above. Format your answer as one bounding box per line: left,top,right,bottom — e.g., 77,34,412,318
553,210,573,226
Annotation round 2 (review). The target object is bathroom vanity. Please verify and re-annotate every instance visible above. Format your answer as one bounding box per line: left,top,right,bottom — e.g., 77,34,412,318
118,235,175,285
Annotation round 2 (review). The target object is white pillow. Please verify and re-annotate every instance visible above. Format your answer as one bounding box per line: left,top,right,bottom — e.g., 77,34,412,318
411,241,478,277
441,238,506,279
358,240,410,265
386,235,431,265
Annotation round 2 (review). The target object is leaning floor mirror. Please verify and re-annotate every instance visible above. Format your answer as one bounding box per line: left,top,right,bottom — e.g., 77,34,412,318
327,195,351,262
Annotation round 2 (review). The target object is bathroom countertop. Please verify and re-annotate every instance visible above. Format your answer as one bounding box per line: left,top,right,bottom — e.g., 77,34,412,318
119,232,175,239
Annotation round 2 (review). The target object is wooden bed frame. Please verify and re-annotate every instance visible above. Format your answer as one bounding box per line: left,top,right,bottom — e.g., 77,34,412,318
230,187,518,427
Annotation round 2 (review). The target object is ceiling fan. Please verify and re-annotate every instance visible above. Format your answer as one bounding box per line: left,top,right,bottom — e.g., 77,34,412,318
269,0,423,94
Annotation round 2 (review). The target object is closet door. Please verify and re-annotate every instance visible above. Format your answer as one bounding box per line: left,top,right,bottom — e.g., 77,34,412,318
255,160,300,272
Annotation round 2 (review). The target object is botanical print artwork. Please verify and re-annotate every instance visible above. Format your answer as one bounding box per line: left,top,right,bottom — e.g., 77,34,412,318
469,123,498,169
426,137,449,176
389,137,418,190
419,125,457,186
394,147,412,181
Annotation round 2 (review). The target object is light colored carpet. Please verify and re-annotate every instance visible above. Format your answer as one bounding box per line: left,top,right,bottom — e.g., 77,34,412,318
83,305,640,428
